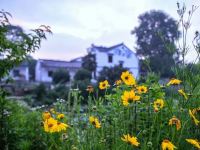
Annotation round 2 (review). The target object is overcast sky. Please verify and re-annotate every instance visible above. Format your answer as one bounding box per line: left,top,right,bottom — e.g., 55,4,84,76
1,0,200,62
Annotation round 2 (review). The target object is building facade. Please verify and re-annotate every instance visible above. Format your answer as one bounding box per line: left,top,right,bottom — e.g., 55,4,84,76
9,62,29,81
35,59,81,83
87,43,139,78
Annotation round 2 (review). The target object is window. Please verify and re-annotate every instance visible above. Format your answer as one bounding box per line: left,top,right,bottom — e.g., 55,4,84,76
118,50,121,55
119,61,124,67
13,69,20,77
48,71,53,77
108,54,113,63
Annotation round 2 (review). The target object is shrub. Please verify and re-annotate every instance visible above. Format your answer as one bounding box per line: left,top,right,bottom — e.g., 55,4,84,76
52,69,70,84
74,69,92,81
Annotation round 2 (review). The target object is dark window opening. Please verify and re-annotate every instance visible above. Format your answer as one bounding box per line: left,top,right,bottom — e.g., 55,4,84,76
13,69,20,77
108,55,113,63
48,71,53,77
119,61,124,67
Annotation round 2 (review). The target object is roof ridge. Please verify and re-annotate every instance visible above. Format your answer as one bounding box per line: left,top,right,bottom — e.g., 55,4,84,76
92,42,124,49
39,59,70,62
107,43,124,49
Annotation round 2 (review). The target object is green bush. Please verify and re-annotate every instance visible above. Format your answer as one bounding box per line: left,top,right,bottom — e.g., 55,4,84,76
52,69,70,84
74,69,92,81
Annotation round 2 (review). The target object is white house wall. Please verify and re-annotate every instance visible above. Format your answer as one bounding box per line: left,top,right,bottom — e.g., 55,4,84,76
35,60,81,83
41,68,52,82
35,60,41,82
10,66,29,81
94,46,139,78
25,67,29,81
35,61,52,82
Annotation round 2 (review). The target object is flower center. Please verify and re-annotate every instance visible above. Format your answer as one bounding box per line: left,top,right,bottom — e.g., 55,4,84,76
156,103,161,107
48,123,53,128
172,119,178,124
92,121,96,126
125,76,129,80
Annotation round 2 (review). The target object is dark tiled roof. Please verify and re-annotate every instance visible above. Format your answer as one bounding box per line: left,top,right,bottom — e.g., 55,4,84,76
13,61,28,68
39,59,81,68
91,43,126,52
70,57,83,62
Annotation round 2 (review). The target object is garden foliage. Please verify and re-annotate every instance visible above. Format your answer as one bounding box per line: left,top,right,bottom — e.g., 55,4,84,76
0,3,200,150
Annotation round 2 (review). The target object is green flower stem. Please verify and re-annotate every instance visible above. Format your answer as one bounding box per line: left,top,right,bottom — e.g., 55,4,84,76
156,111,162,146
147,91,151,129
134,101,137,132
149,112,158,141
177,119,189,147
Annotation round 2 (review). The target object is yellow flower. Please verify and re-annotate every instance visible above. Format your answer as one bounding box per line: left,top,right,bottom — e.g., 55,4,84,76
121,90,140,106
189,109,200,126
178,89,188,100
43,117,57,133
115,79,122,86
192,107,200,114
153,99,164,112
43,117,68,133
186,139,200,149
54,122,68,132
168,116,181,130
137,85,148,94
99,80,109,90
161,139,177,150
57,113,65,119
43,111,51,120
89,116,101,128
121,134,140,147
121,71,136,86
167,78,182,86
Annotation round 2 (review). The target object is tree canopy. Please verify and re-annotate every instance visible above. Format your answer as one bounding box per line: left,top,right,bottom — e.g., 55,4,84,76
132,10,180,77
82,52,96,78
26,56,37,81
74,69,92,81
0,10,51,79
98,65,127,85
52,69,70,84
0,10,51,150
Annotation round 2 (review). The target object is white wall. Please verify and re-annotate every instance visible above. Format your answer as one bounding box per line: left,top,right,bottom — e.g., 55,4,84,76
35,60,79,83
35,60,41,82
10,66,29,81
94,45,139,78
41,68,52,82
36,60,54,82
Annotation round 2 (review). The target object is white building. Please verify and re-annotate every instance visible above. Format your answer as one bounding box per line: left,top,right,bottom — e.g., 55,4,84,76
35,59,81,83
87,43,139,78
9,62,29,81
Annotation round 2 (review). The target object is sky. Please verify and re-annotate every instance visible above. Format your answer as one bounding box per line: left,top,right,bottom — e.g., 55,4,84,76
1,0,200,62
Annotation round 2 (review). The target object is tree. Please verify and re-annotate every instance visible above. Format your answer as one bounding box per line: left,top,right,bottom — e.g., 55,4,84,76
34,83,47,105
132,10,180,77
98,65,127,85
26,56,37,81
0,10,52,79
5,25,24,42
73,68,92,103
52,69,70,84
82,52,97,78
0,10,51,150
74,69,92,81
